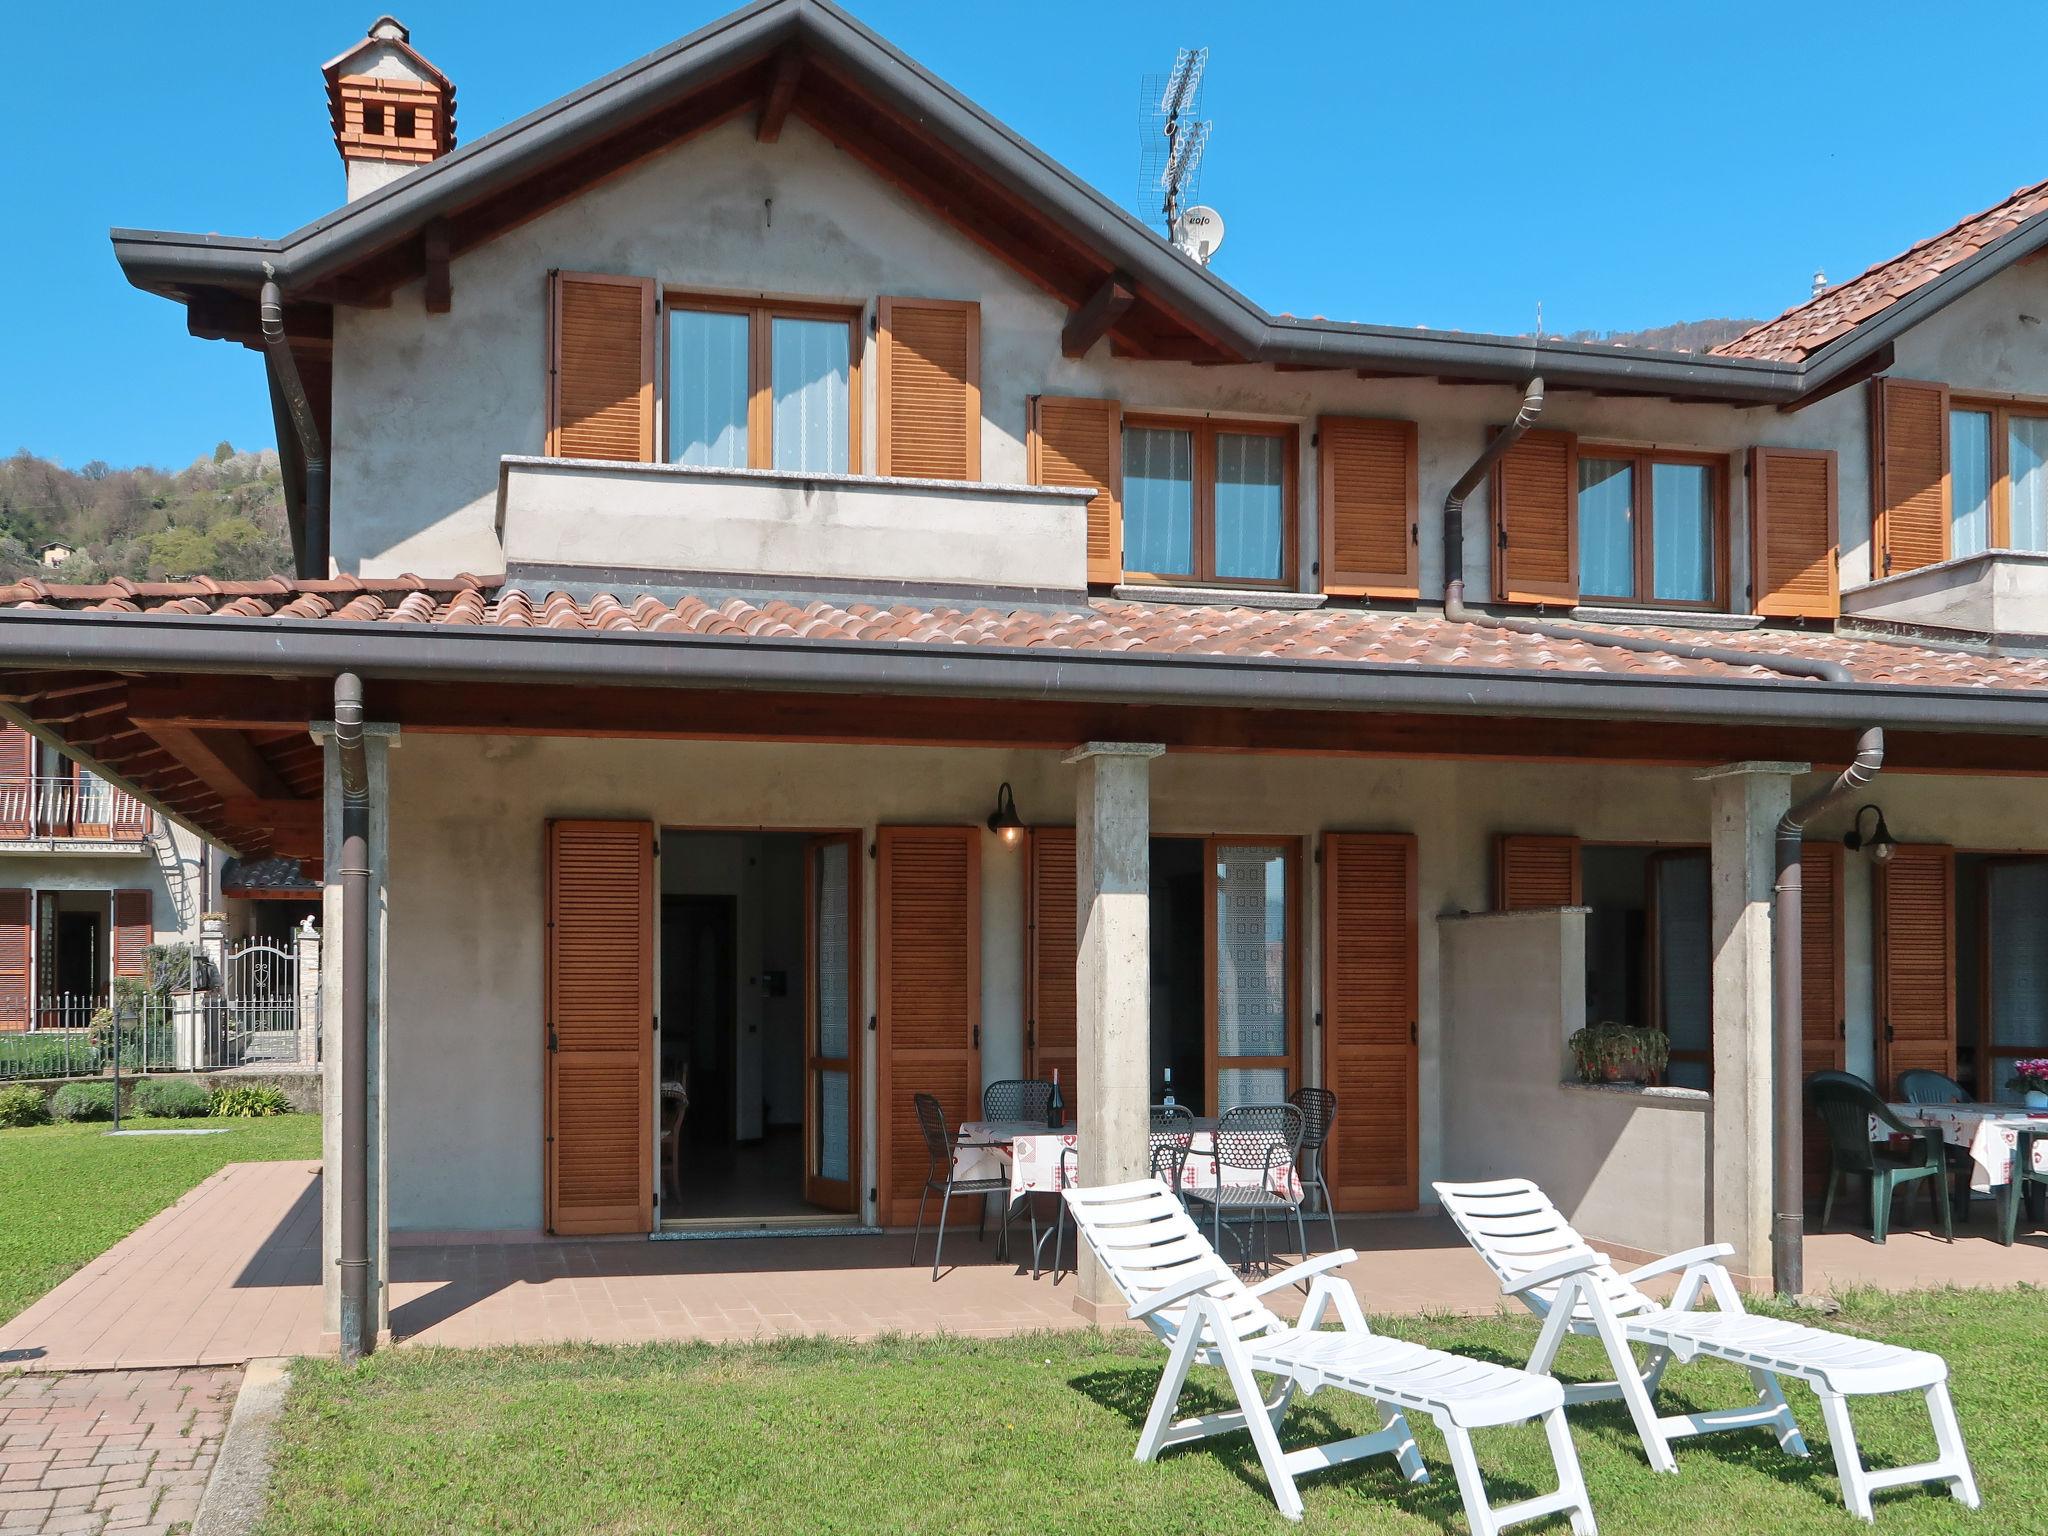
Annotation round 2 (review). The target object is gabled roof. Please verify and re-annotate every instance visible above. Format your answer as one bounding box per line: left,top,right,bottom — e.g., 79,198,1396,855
107,0,1805,400
1715,176,2048,363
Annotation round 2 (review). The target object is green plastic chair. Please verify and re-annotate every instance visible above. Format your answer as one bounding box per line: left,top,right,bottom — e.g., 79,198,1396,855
2000,1128,2047,1246
1807,1071,1952,1244
1898,1069,1977,1217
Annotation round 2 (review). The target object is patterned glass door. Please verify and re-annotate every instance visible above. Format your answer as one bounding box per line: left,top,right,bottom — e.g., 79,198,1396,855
804,833,860,1212
1206,840,1297,1111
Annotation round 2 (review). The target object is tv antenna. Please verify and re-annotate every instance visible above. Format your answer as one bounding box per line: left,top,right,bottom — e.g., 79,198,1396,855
1139,48,1216,256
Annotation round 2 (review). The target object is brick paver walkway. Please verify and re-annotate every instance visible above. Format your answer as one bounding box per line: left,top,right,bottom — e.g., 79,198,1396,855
0,1368,235,1535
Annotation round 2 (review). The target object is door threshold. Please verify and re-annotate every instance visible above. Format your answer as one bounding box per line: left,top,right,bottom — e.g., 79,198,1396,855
653,1215,880,1242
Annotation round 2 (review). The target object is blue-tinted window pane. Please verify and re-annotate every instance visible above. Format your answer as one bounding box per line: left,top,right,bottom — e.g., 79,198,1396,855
668,309,749,468
1123,427,1195,576
1579,457,1635,599
1651,463,1714,603
1952,409,1991,558
2010,415,2048,553
771,318,850,474
1213,433,1285,582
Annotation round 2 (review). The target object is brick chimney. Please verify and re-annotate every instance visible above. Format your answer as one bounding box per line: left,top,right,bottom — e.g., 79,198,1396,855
323,16,456,201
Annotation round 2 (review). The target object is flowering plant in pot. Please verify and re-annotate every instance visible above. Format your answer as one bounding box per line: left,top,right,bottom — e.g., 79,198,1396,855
1568,1023,1670,1086
2007,1059,2048,1109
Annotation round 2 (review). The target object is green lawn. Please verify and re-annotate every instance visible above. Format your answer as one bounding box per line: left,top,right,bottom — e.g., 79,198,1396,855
0,1113,319,1325
261,1286,2032,1535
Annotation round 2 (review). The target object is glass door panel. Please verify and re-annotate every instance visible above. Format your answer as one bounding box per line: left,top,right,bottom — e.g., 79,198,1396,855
1986,859,2048,1098
1208,840,1294,1111
804,833,859,1210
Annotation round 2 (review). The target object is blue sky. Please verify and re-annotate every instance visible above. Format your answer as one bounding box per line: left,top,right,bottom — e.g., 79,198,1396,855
7,0,2046,470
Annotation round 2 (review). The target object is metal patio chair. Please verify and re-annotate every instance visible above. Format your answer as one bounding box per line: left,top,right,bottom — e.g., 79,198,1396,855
1808,1071,1951,1244
1042,1108,1197,1282
909,1092,1012,1280
1182,1103,1307,1273
1287,1085,1339,1252
982,1078,1054,1124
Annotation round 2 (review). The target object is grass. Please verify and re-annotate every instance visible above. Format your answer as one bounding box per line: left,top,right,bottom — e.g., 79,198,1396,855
260,1286,2035,1535
0,1113,319,1325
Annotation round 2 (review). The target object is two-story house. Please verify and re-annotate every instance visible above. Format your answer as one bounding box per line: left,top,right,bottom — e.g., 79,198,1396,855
6,0,2048,1351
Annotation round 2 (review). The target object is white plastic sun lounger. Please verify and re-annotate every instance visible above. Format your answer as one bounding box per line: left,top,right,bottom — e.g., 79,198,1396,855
1064,1178,1596,1533
1435,1177,1978,1522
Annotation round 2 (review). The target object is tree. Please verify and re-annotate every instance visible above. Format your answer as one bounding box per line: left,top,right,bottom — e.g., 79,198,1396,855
213,441,234,464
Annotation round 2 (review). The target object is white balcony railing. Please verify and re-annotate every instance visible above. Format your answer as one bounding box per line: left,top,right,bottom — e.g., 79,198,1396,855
0,776,153,841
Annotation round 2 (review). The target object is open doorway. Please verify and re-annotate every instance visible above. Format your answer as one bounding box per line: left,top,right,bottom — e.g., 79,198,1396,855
658,830,859,1226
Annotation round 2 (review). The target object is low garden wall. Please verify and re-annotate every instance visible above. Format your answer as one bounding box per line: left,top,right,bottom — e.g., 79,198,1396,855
9,1069,322,1115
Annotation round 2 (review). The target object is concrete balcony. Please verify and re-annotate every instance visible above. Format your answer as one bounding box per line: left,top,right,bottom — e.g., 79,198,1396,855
0,776,154,849
1843,548,2048,639
495,456,1093,596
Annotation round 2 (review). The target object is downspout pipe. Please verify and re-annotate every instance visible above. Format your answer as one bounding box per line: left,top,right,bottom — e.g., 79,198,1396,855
260,266,329,581
333,672,372,1364
1441,378,1884,1296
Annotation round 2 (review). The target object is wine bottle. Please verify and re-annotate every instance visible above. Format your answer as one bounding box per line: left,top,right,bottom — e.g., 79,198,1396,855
1162,1066,1175,1111
1048,1067,1064,1129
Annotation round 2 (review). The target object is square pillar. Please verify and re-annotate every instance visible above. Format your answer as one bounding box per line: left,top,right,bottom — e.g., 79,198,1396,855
1065,741,1163,1314
1696,760,1806,1283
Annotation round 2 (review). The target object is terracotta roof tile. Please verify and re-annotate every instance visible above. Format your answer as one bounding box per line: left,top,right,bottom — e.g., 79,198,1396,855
1714,177,2048,361
2,572,2046,693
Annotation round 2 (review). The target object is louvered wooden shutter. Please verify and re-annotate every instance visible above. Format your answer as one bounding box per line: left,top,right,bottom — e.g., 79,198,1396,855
1876,843,1955,1095
1750,447,1839,618
1872,377,1949,577
1319,416,1418,597
546,272,655,462
111,891,151,978
1321,834,1418,1210
0,891,27,1031
1029,397,1123,585
877,826,981,1225
878,298,980,480
544,819,654,1236
1491,428,1578,604
0,726,31,839
1493,834,1582,911
1025,829,1078,1118
1800,842,1845,1197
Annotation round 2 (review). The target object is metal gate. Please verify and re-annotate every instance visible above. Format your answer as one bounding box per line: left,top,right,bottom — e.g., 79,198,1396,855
217,936,304,1066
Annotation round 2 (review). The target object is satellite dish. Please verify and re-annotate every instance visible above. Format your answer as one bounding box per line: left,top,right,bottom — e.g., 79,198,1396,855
1174,205,1225,266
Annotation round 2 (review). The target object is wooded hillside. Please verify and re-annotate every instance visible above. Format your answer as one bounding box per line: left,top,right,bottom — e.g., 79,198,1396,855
0,444,293,585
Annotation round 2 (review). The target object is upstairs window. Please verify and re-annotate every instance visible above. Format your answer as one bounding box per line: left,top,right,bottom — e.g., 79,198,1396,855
1577,448,1723,608
1121,416,1296,588
1949,398,2048,557
665,297,860,475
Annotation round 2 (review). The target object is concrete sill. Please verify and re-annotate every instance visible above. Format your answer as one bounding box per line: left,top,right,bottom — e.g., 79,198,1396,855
1570,606,1763,631
1112,585,1326,610
1559,1079,1710,1107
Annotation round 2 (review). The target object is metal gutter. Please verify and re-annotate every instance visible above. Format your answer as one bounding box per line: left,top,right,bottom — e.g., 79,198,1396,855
259,273,329,579
0,606,2044,735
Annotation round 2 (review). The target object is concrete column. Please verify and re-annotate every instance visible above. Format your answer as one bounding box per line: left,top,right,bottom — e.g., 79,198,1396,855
1696,760,1806,1283
295,918,323,1068
318,722,397,1348
1065,741,1163,1315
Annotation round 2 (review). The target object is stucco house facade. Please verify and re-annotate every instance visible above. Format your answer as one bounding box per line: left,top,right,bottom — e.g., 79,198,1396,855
5,0,2048,1350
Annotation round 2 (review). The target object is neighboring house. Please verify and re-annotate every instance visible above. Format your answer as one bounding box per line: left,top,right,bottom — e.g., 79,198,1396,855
35,544,75,570
3,1,2048,1347
0,723,206,1027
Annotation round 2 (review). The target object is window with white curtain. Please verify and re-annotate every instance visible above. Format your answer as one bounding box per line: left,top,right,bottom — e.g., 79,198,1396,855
1987,861,2048,1082
1121,417,1294,587
1576,446,1722,608
1947,399,2048,555
664,298,859,473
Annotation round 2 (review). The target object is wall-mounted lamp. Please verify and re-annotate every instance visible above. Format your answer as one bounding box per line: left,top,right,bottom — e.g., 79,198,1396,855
987,782,1025,846
1842,803,1898,864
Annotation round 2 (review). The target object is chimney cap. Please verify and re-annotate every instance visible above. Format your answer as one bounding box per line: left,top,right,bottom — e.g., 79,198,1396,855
367,15,410,43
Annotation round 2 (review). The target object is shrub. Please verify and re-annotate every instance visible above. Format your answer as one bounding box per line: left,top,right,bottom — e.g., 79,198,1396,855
49,1081,116,1123
0,1032,92,1079
133,1079,212,1118
211,1083,292,1118
0,1083,49,1127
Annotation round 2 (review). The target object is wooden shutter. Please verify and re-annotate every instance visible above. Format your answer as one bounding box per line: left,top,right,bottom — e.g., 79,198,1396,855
1750,447,1839,618
1872,377,1949,578
877,826,981,1225
1491,428,1578,605
0,891,27,1031
1321,834,1418,1211
1800,842,1845,1197
1025,829,1078,1118
1875,843,1955,1095
544,819,654,1236
0,726,30,839
1029,397,1123,585
1319,416,1419,597
877,298,980,480
546,272,655,462
111,891,151,978
1493,834,1582,911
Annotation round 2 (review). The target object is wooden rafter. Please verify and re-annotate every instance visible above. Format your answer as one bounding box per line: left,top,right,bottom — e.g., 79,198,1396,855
1061,274,1134,359
756,50,803,142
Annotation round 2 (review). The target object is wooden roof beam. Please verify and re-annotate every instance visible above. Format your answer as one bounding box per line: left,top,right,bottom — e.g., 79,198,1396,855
1062,273,1134,359
146,726,291,803
757,50,803,143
